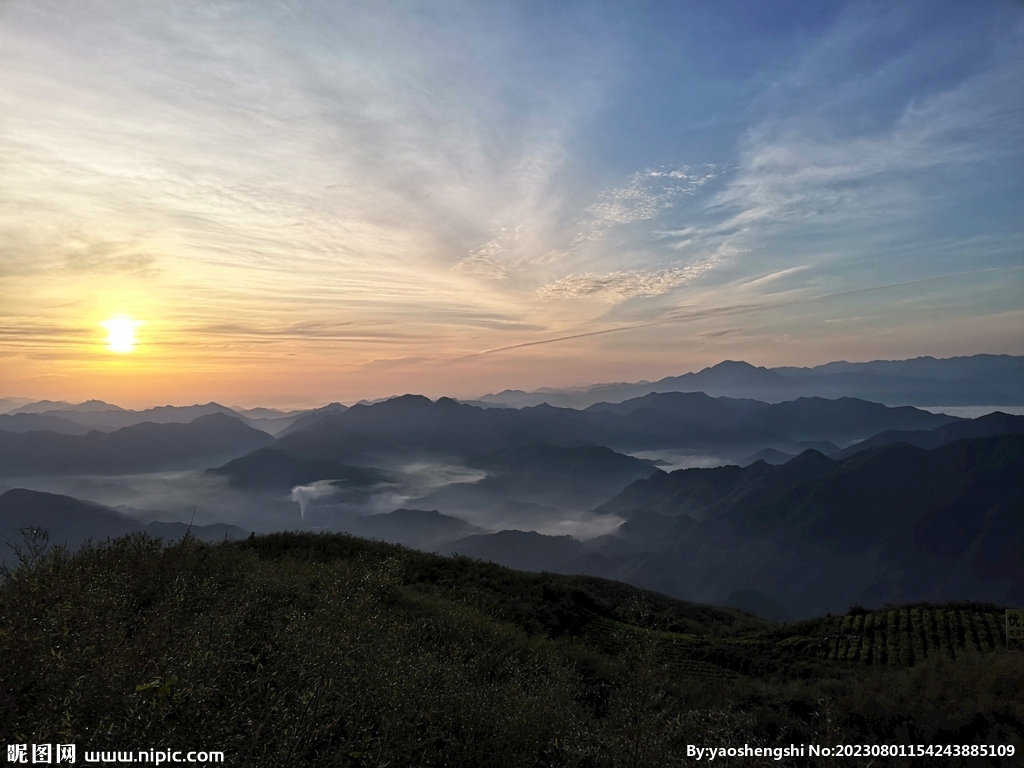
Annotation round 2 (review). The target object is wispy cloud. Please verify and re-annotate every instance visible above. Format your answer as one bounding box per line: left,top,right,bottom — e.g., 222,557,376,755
739,265,812,289
0,1,1020,403
537,260,719,303
584,166,718,231
709,9,1024,240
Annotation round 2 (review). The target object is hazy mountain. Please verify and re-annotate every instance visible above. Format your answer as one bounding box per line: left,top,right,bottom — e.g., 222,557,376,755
478,354,1024,408
0,397,35,415
772,354,1024,405
585,390,767,425
274,415,397,466
737,448,799,466
0,413,273,476
275,392,957,466
339,508,483,549
598,458,790,520
16,402,250,432
8,399,124,415
208,447,391,490
310,395,535,455
276,402,349,436
835,411,1024,459
0,488,248,565
592,434,1024,616
467,441,656,477
0,413,97,435
236,415,304,436
412,441,660,513
582,392,954,449
3,400,313,436
227,406,309,435
0,488,140,556
231,406,304,419
276,396,600,462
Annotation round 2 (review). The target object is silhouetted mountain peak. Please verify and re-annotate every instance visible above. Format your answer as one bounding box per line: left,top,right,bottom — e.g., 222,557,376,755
779,448,834,472
704,360,766,373
345,394,439,417
696,360,782,379
75,399,125,412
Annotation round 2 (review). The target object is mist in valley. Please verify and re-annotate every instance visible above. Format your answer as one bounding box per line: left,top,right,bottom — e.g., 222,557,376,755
2,356,1023,619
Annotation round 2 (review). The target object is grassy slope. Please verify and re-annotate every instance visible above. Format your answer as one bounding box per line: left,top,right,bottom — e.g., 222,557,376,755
1,532,1021,767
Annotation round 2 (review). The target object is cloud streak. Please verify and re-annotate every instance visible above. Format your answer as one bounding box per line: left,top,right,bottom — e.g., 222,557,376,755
0,1,1020,403
459,265,1024,360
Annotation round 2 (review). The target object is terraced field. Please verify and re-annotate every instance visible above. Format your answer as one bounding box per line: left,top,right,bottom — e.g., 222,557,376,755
577,604,1012,680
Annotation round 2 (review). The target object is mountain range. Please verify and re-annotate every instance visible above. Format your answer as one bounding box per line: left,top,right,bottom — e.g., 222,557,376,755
3,355,1020,438
2,354,1021,619
416,433,1023,617
478,354,1024,408
0,488,248,566
0,412,273,476
0,401,302,436
585,433,1024,615
2,424,1020,618
265,392,957,468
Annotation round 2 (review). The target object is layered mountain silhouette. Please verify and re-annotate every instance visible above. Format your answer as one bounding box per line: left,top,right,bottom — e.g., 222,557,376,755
5,399,123,415
0,413,273,476
337,508,483,549
0,488,248,565
6,357,1021,621
208,447,389,490
479,354,1024,408
589,434,1024,616
0,401,302,435
411,442,659,513
261,392,956,468
275,402,349,436
835,411,1024,459
0,412,97,435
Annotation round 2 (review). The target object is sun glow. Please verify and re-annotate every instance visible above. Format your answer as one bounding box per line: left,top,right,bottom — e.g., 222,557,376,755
101,316,141,354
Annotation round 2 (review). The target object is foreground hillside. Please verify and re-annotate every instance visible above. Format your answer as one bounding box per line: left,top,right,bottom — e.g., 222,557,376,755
2,532,1021,766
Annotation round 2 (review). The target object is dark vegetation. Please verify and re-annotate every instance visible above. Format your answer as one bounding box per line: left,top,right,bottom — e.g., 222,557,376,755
2,531,1021,766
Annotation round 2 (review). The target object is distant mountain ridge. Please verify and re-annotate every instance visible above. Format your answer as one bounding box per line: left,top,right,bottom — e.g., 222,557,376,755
208,447,390,490
834,411,1024,459
0,412,273,476
589,434,1024,615
266,392,957,468
477,354,1024,408
0,401,304,436
0,488,248,565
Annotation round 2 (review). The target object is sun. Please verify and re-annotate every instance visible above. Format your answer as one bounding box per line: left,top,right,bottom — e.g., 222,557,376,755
101,316,141,354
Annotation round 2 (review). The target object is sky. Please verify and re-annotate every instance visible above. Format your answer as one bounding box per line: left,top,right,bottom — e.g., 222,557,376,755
1,0,1022,408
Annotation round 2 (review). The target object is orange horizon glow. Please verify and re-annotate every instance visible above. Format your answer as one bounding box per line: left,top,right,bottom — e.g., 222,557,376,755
1,3,1021,411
